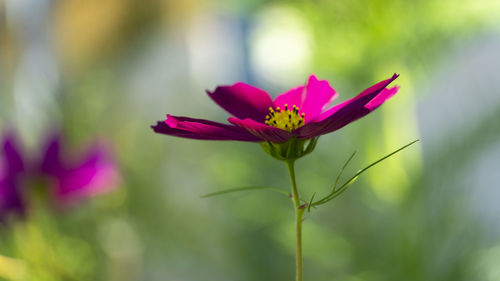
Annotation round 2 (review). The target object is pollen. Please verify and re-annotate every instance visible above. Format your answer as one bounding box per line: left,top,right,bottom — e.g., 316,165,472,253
265,104,305,132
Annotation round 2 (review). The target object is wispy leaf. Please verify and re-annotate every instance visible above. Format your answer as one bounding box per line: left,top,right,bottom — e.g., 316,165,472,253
313,139,419,206
333,150,357,192
307,192,316,212
201,186,289,198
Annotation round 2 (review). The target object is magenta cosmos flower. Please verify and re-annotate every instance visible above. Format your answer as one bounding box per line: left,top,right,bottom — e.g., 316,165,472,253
152,74,399,159
39,134,120,207
0,131,119,222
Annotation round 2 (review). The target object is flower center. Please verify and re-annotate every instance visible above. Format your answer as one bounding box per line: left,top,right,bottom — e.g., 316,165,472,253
265,104,305,132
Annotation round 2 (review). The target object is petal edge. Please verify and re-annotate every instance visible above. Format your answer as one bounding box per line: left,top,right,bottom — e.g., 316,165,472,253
152,115,262,142
298,74,399,138
207,83,273,122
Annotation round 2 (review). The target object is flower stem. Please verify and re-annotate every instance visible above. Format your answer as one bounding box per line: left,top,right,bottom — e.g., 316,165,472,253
286,160,303,281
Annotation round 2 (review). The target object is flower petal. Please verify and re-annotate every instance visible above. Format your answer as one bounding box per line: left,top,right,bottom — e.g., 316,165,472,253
207,83,273,122
40,136,63,175
302,75,339,120
365,86,399,110
54,145,120,206
2,133,25,175
152,115,262,142
274,75,338,122
273,85,305,112
38,135,120,206
0,133,26,221
228,117,294,143
298,74,399,138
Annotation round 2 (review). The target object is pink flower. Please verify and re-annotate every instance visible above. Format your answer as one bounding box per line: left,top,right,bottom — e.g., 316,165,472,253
0,131,120,222
152,74,399,144
39,135,120,207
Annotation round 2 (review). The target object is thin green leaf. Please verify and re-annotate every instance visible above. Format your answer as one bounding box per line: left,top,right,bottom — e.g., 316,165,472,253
201,186,289,198
313,139,419,206
333,151,357,192
307,192,316,212
310,151,356,206
317,176,359,203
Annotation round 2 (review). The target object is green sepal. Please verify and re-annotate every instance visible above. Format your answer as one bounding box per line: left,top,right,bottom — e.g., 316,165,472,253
260,137,319,161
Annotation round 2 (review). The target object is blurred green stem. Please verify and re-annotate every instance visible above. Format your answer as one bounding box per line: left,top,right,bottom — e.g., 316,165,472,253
286,160,303,281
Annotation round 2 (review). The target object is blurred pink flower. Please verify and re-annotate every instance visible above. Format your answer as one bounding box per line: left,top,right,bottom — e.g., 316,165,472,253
0,131,120,222
39,134,120,207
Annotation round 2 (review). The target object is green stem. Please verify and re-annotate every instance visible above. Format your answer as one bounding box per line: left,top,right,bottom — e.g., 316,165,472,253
286,160,303,281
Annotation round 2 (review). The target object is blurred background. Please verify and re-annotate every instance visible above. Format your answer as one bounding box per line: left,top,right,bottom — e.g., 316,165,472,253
1,0,500,280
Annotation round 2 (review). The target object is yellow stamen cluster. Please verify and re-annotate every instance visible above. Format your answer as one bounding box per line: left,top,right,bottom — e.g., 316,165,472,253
265,104,305,132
